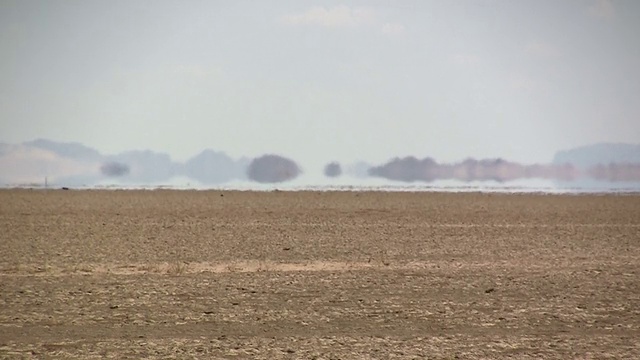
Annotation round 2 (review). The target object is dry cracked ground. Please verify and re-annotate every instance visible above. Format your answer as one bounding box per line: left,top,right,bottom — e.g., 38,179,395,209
1,189,639,359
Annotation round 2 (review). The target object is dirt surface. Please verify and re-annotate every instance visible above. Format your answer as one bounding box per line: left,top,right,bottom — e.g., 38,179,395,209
1,189,639,359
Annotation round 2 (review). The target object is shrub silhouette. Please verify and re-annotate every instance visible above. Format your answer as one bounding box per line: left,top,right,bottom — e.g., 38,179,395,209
100,162,130,177
324,162,342,177
247,154,300,183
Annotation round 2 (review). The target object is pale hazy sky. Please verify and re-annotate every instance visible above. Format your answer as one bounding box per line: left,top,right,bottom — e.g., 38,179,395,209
1,0,639,169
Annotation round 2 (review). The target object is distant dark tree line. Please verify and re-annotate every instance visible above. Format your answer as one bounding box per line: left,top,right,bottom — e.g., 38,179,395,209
368,156,640,183
99,154,640,184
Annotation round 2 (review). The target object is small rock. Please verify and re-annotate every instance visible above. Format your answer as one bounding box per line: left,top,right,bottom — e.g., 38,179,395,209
485,288,495,294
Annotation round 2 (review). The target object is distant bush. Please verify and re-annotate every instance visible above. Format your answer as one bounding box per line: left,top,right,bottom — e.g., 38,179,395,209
324,162,342,177
247,155,300,183
100,162,130,177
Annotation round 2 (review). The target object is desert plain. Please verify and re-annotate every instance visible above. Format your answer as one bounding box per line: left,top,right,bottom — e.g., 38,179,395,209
0,189,639,359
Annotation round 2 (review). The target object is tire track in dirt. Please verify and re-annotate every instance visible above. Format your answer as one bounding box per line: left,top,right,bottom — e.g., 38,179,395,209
2,258,637,277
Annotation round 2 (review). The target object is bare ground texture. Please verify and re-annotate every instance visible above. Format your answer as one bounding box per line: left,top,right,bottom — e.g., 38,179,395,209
1,189,639,359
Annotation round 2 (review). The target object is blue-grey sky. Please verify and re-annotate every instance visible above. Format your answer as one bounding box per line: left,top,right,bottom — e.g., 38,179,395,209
1,0,639,170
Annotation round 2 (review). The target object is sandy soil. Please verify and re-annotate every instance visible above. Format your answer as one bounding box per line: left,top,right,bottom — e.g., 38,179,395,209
1,189,639,359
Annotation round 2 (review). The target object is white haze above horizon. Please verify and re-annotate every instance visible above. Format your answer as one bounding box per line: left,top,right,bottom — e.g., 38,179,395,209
1,0,639,172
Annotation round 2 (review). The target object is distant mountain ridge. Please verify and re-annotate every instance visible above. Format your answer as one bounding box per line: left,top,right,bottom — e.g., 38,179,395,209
553,143,640,169
184,149,249,184
0,139,254,186
24,138,103,162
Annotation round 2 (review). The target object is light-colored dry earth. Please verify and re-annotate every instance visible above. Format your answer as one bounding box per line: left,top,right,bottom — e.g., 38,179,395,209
1,189,639,359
